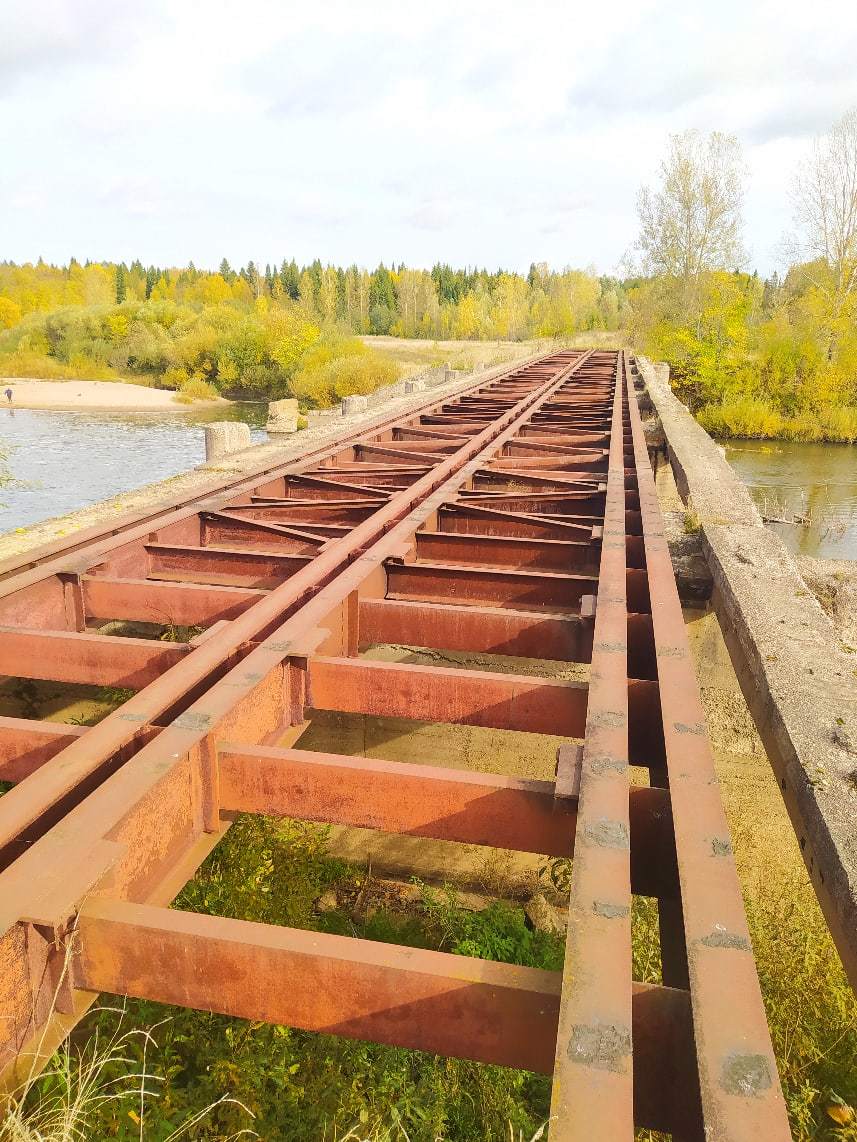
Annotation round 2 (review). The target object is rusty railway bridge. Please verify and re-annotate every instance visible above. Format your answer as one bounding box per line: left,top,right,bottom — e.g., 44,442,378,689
0,350,793,1139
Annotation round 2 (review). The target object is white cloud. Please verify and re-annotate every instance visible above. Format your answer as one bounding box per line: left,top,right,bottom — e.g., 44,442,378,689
0,0,855,274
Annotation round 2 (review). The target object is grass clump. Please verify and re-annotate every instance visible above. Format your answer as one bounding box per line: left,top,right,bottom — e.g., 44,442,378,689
0,1005,255,1141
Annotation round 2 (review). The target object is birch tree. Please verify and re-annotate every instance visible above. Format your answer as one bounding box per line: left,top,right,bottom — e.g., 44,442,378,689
791,108,857,325
637,131,746,312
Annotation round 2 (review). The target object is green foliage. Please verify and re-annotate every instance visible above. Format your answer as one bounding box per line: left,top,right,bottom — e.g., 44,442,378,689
632,268,857,441
291,336,399,407
419,885,564,970
177,815,348,928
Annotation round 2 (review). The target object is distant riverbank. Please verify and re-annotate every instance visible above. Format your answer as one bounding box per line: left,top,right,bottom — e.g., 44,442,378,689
0,378,228,412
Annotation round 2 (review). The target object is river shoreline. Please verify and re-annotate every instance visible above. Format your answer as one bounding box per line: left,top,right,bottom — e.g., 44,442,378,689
0,377,228,412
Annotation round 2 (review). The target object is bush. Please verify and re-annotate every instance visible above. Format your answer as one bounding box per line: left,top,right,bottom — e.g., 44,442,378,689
0,349,117,380
291,339,398,407
178,376,219,402
697,396,785,439
697,396,857,443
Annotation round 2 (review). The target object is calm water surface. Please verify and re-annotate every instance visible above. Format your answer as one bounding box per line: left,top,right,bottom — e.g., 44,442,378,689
0,404,266,534
725,439,857,560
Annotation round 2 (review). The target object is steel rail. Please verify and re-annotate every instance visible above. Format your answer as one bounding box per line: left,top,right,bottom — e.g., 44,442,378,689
550,351,633,1137
0,350,793,1141
0,350,594,1063
0,353,589,866
625,351,791,1138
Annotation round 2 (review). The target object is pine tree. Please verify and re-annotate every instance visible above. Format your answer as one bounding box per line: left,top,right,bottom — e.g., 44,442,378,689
115,263,127,304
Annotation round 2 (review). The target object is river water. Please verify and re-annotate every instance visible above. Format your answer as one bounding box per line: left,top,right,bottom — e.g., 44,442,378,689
0,404,266,535
725,439,857,560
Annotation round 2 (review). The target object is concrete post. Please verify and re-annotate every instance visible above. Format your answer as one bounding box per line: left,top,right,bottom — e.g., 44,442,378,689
204,421,251,462
404,379,426,394
342,395,369,417
266,398,299,434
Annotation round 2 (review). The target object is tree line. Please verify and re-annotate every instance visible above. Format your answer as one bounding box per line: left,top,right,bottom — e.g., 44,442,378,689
0,258,627,406
0,258,628,341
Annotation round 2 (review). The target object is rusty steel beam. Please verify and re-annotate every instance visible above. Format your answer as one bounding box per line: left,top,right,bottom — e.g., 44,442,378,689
82,577,266,625
145,543,313,586
75,898,561,1072
358,598,594,661
217,745,675,898
626,353,791,1136
0,627,190,687
385,561,599,611
307,655,589,737
218,745,577,854
413,531,599,571
0,350,793,1141
550,350,635,1140
74,895,700,1128
0,718,87,783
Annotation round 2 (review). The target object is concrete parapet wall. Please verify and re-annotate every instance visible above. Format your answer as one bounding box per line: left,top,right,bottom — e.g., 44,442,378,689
636,355,857,987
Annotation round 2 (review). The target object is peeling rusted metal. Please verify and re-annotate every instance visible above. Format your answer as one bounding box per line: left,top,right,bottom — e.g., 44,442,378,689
0,351,792,1140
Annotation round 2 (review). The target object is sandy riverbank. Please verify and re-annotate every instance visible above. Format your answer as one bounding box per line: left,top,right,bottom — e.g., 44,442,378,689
0,378,228,411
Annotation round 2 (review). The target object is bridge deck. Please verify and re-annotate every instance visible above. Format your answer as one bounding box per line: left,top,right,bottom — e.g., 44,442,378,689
0,351,790,1139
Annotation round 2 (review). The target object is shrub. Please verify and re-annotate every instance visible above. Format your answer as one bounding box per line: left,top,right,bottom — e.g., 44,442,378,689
697,396,785,439
179,376,219,402
291,340,398,407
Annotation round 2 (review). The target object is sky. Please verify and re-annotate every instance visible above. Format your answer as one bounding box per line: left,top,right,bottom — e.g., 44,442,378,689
1,0,857,278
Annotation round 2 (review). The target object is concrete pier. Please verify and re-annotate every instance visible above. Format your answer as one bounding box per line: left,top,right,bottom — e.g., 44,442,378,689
204,421,252,461
266,398,299,434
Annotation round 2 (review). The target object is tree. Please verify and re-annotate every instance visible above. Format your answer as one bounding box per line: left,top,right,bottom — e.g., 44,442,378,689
791,108,857,323
0,297,22,329
637,131,746,311
115,263,127,304
319,267,340,324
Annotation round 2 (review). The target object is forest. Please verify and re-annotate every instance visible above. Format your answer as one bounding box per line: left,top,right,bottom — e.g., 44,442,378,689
0,259,626,408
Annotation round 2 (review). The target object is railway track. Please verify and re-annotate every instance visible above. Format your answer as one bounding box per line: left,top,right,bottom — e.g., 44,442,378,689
0,349,792,1139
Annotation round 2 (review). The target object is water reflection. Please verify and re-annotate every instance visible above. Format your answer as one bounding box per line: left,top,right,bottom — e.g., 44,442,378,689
725,440,857,560
0,403,267,534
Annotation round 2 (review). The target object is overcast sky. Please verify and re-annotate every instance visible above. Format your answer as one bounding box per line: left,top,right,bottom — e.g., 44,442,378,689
2,0,856,277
